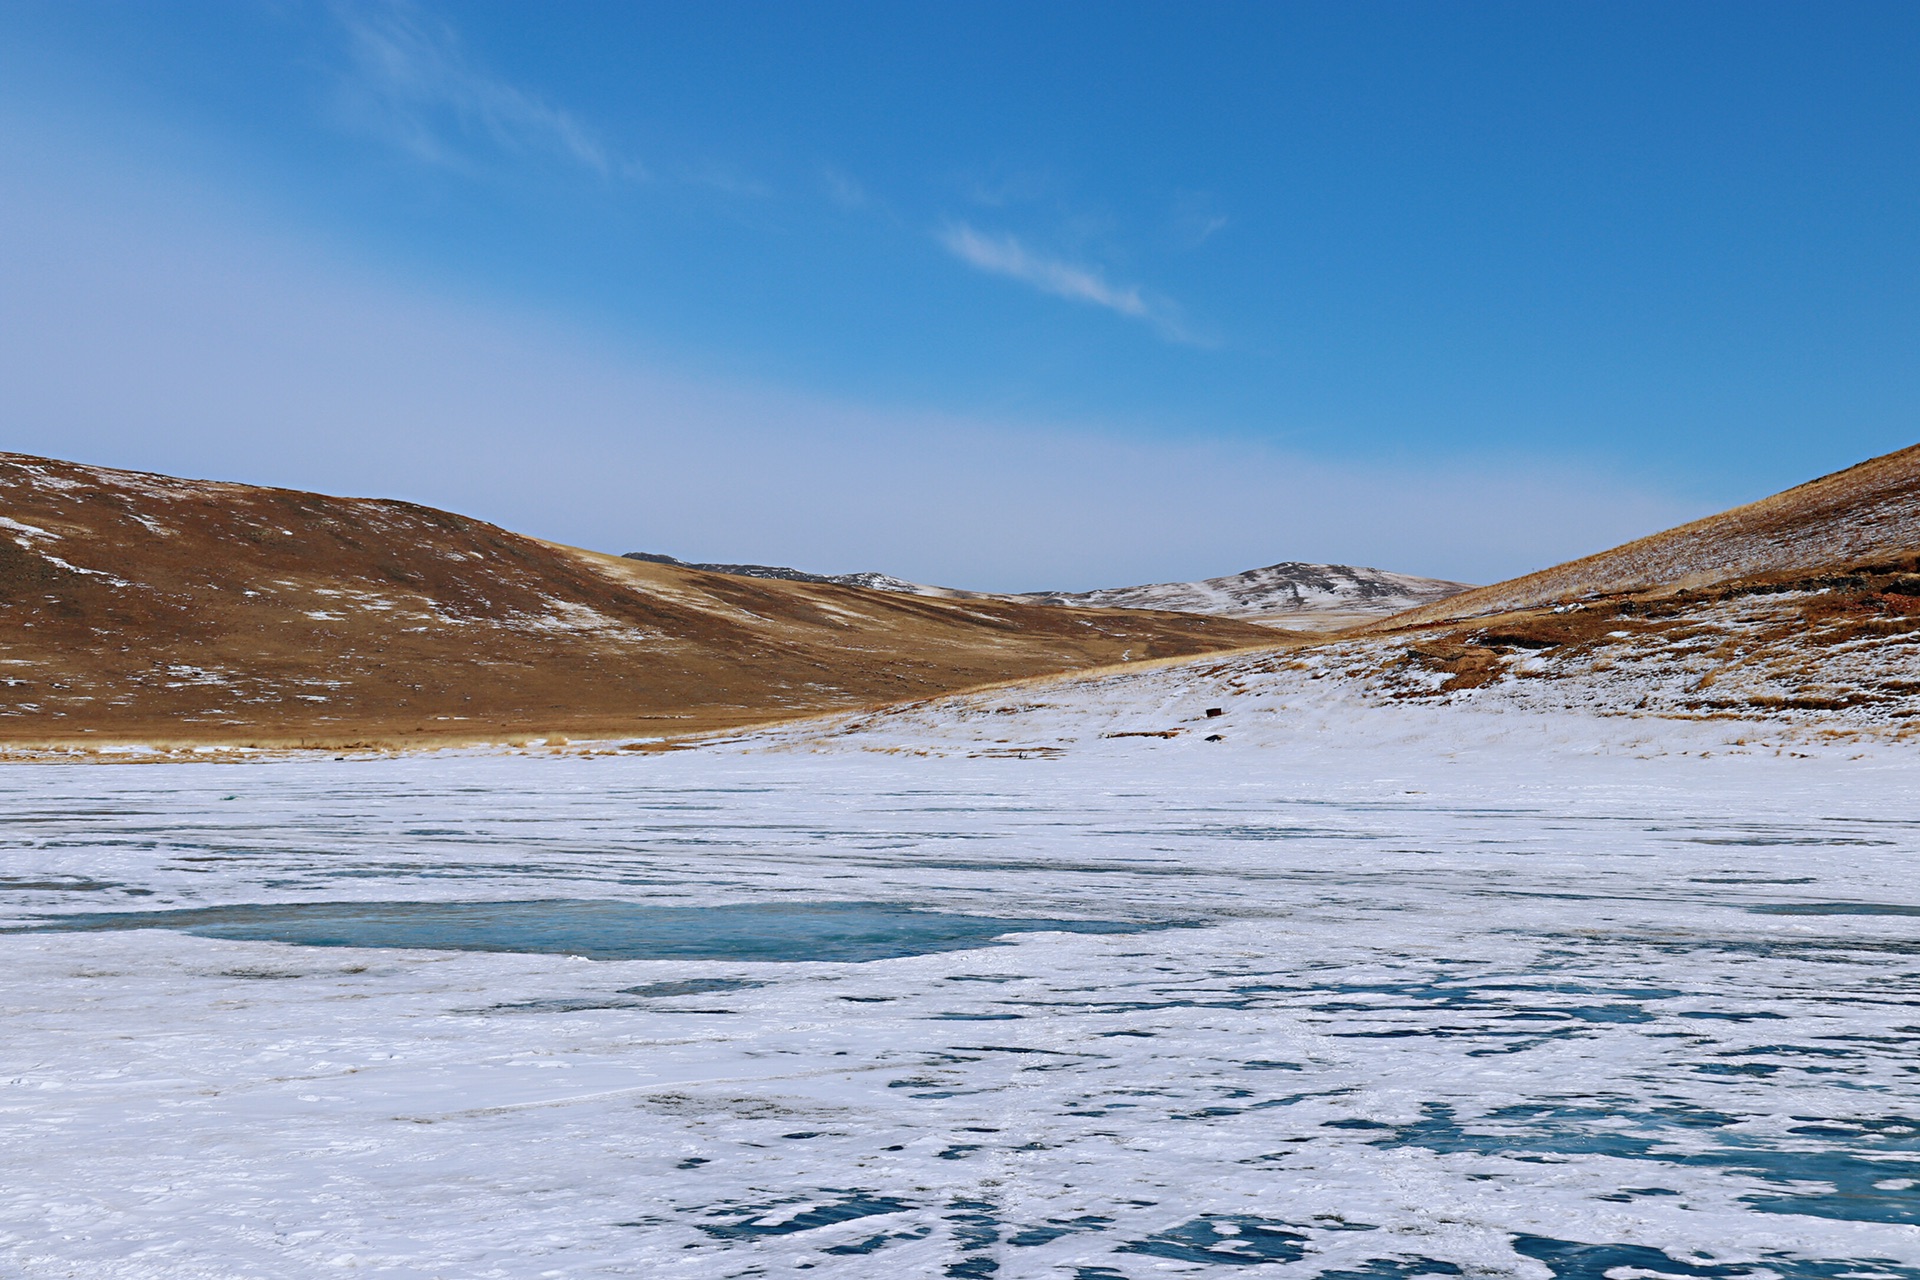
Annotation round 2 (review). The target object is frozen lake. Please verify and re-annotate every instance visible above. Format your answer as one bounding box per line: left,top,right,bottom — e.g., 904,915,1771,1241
3,736,1919,1277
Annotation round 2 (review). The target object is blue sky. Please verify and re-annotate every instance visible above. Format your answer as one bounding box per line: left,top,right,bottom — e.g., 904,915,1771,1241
1,1,1916,588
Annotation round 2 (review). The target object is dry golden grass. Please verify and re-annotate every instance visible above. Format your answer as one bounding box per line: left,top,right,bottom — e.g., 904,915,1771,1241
1305,443,1920,714
1384,443,1920,627
1349,557,1920,712
0,453,1278,747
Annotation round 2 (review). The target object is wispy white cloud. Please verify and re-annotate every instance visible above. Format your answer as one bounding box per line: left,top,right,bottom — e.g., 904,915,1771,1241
937,222,1202,343
330,0,626,177
940,223,1145,315
1185,213,1229,247
1172,191,1230,250
820,167,868,210
680,161,771,199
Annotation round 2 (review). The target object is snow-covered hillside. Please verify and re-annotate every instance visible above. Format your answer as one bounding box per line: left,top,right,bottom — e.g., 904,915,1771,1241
769,572,1920,761
1011,562,1471,629
627,553,1471,629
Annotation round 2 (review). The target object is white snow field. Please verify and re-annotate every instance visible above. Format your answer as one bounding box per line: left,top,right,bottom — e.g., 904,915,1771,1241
3,698,1920,1278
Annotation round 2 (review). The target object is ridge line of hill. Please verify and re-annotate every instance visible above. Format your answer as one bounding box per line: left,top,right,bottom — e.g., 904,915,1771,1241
1381,443,1920,628
623,551,1473,630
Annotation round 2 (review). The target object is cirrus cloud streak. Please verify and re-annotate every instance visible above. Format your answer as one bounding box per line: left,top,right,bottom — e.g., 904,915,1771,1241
330,0,622,176
937,222,1202,344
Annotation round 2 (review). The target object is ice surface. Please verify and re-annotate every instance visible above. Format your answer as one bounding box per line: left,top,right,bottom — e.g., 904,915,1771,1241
3,729,1919,1277
4,899,1156,962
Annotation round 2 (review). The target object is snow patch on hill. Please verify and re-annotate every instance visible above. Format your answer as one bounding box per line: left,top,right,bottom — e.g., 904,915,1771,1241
1012,562,1471,629
769,587,1920,762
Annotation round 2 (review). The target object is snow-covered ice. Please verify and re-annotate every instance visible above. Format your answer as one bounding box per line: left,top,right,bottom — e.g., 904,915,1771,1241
2,710,1919,1278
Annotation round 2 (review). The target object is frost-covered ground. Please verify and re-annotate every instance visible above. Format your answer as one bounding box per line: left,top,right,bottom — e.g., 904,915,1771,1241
3,700,1920,1278
780,602,1920,756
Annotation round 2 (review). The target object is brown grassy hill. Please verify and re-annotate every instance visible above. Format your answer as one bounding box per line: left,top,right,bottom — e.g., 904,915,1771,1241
1384,443,1920,628
0,453,1277,748
855,444,1920,743
1334,444,1920,727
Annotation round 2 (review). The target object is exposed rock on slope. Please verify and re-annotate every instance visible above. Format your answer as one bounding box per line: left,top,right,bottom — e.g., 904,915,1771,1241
1012,562,1472,630
0,454,1278,746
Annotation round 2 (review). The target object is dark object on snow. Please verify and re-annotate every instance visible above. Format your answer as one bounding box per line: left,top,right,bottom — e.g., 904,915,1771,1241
1205,734,1225,742
1205,707,1224,717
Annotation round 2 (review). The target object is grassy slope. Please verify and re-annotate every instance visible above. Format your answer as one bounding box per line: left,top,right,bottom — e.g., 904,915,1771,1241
1382,444,1920,628
0,453,1279,747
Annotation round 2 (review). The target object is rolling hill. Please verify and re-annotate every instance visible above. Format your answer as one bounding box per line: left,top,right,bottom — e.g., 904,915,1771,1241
797,442,1920,750
0,453,1278,748
1338,443,1920,720
1385,444,1920,628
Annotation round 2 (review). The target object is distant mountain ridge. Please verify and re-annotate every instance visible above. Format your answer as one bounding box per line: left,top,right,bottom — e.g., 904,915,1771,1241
1013,563,1472,629
622,552,945,597
625,553,1472,630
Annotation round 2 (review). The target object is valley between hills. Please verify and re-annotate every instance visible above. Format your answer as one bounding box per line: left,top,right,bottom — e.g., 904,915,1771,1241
2,444,1918,755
